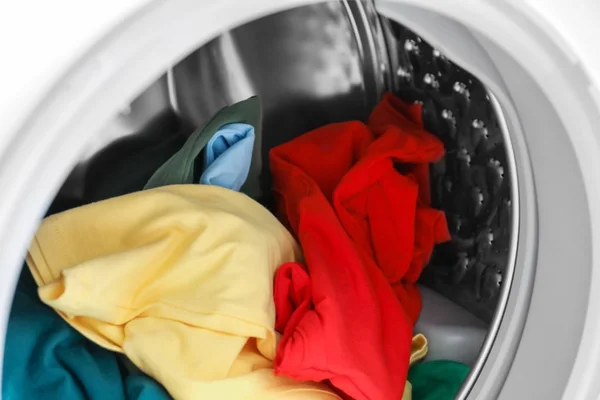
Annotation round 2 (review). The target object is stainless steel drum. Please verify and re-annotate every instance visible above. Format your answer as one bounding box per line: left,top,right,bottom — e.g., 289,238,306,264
6,0,600,399
33,1,519,398
46,5,516,399
56,3,514,315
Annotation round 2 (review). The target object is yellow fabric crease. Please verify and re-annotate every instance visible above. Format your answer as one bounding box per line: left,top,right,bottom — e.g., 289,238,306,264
410,333,429,365
403,333,429,400
26,184,338,399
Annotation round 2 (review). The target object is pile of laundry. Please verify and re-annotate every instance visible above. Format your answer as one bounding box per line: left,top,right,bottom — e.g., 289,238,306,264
3,94,469,400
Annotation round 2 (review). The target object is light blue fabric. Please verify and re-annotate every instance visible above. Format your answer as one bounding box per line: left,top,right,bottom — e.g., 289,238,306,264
200,123,255,191
3,267,170,400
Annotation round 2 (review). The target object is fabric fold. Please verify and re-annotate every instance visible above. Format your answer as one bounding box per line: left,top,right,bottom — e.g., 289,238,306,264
408,360,469,400
25,184,338,399
403,333,430,400
271,124,413,399
410,334,429,365
335,92,451,286
3,268,170,400
270,93,450,400
200,123,255,191
144,97,262,198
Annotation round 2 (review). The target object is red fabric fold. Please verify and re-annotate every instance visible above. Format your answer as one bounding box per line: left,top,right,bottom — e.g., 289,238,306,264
274,262,312,334
270,93,451,400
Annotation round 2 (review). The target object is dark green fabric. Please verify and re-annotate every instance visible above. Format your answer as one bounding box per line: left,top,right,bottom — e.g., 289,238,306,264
408,360,469,400
144,96,262,198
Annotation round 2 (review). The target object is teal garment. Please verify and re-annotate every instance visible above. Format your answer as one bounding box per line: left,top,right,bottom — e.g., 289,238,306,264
126,376,171,399
3,267,170,400
408,360,469,400
144,96,262,198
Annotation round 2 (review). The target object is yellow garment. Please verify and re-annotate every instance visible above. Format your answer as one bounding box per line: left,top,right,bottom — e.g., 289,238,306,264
410,333,429,365
403,333,429,400
403,382,412,400
26,185,338,400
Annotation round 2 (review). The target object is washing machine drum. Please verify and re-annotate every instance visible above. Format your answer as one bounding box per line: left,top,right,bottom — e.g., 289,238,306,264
1,1,600,399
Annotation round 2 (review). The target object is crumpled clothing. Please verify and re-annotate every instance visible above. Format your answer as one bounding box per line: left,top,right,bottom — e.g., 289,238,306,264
408,360,469,400
3,268,170,400
340,93,450,286
410,333,429,365
200,123,255,191
144,97,262,198
25,185,336,400
403,333,430,400
270,93,449,400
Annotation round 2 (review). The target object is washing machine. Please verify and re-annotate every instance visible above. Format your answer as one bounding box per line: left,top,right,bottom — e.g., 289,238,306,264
1,0,600,399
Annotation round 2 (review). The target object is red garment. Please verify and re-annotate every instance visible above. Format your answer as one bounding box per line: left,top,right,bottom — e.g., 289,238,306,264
338,93,451,285
270,94,450,400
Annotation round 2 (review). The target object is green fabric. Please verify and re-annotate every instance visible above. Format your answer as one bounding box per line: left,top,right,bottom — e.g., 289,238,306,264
144,96,262,198
407,360,469,400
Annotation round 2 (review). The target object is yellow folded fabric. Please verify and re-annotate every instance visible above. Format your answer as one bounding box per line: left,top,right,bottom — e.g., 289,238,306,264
403,333,429,400
403,382,412,400
26,184,338,399
410,333,429,365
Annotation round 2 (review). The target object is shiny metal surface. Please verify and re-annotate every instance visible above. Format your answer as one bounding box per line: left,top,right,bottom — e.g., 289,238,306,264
174,1,377,128
172,1,387,194
50,76,176,213
55,1,386,206
383,21,515,323
457,89,519,400
52,1,515,325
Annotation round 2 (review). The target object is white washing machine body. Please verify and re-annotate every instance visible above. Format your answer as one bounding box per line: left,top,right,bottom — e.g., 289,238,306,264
1,1,600,399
